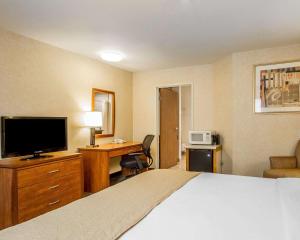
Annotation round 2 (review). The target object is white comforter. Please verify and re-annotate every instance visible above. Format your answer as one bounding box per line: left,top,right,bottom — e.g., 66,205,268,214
121,173,300,240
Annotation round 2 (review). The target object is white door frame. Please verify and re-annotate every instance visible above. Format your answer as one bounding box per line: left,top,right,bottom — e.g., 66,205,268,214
156,83,193,168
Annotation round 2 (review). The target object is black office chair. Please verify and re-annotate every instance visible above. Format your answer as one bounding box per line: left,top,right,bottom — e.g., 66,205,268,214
120,135,155,175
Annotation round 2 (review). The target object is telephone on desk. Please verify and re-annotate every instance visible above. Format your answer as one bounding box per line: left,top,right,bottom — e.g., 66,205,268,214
112,138,127,144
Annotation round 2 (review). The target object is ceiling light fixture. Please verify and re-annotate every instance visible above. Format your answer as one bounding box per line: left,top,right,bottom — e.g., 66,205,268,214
99,51,124,62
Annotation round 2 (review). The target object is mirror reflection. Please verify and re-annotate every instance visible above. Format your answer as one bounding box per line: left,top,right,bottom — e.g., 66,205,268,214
92,88,115,137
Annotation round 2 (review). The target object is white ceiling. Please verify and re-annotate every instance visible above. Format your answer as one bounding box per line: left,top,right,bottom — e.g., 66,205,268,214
0,0,300,72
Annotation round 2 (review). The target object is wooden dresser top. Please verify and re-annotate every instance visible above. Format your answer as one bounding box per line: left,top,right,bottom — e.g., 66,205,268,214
0,152,81,169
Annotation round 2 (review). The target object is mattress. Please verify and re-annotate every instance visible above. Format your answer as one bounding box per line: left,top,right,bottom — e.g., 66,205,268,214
121,173,300,240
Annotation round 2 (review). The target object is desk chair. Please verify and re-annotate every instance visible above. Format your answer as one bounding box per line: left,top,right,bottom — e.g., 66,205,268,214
120,135,154,176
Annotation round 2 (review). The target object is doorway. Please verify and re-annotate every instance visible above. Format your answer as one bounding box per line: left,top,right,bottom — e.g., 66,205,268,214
159,87,179,168
158,84,192,169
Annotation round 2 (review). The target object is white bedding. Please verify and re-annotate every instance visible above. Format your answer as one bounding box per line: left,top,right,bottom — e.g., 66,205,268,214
121,173,300,240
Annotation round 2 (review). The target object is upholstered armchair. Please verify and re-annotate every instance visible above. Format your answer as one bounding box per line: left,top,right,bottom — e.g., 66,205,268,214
263,140,300,178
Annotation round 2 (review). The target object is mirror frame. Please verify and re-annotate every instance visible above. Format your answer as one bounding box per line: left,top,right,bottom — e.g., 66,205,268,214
91,88,115,138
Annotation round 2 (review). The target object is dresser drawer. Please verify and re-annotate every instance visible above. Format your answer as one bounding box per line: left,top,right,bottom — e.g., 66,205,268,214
17,162,64,188
62,158,82,176
18,173,82,223
18,180,63,222
60,173,82,205
109,145,142,158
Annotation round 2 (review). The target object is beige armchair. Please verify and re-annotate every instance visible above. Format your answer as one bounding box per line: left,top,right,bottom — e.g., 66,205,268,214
263,140,300,178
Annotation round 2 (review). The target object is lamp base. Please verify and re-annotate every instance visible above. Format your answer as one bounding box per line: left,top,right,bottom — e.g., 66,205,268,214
90,128,96,146
86,144,99,148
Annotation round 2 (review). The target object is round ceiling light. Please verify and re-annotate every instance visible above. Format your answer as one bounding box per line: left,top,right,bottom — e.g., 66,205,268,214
99,51,124,62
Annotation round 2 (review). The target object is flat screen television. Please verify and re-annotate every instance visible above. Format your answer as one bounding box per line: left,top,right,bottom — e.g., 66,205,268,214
1,117,67,159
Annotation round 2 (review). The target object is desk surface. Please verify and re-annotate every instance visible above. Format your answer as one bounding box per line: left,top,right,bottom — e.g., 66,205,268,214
186,144,222,150
78,141,142,152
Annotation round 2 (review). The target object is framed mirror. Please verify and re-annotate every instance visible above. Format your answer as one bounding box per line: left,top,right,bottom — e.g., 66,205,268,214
92,88,115,138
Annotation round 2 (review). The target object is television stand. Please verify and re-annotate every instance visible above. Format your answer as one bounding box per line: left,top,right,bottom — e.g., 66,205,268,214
0,152,83,230
21,153,53,161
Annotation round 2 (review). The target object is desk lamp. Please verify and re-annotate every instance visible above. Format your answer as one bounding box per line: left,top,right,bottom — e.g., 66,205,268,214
84,111,102,147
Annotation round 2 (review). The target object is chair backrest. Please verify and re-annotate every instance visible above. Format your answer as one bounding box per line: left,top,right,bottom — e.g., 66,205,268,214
295,140,300,167
142,135,155,161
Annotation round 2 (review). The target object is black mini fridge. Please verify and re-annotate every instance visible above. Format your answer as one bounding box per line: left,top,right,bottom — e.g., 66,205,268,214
189,149,213,172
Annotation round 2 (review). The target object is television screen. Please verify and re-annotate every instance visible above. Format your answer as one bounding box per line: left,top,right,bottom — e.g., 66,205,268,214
1,117,67,158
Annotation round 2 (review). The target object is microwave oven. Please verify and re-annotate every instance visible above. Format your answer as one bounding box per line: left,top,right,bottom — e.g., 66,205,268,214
189,131,212,145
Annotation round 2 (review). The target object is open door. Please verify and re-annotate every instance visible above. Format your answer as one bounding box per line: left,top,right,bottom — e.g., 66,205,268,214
159,88,179,169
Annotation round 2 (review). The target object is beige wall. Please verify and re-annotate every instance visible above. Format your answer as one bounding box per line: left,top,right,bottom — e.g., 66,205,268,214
133,44,300,176
2,27,299,177
0,28,133,158
214,44,300,176
181,85,191,148
213,55,234,174
231,45,300,176
133,65,214,167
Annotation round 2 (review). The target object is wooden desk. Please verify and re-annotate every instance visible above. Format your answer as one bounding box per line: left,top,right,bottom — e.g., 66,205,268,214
78,142,142,193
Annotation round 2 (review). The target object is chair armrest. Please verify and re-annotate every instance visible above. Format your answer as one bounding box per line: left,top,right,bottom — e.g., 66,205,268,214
269,156,297,169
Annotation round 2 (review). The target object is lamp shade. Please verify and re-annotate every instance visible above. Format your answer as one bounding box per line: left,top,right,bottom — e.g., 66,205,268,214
84,111,102,127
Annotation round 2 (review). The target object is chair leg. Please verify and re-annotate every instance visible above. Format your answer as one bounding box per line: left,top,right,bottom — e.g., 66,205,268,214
122,167,136,177
121,164,146,178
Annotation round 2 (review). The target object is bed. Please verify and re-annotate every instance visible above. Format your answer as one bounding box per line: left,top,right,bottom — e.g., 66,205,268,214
0,169,299,240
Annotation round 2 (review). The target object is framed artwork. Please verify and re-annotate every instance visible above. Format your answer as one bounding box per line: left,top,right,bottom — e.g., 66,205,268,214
254,61,300,113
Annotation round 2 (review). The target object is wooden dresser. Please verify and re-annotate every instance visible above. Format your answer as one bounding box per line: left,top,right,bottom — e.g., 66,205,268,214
0,152,83,230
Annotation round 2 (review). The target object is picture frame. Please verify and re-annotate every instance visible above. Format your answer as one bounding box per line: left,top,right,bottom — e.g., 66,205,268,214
254,60,300,113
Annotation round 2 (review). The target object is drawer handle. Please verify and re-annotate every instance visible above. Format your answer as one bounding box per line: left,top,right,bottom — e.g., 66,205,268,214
48,184,60,190
48,200,60,206
48,169,60,174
